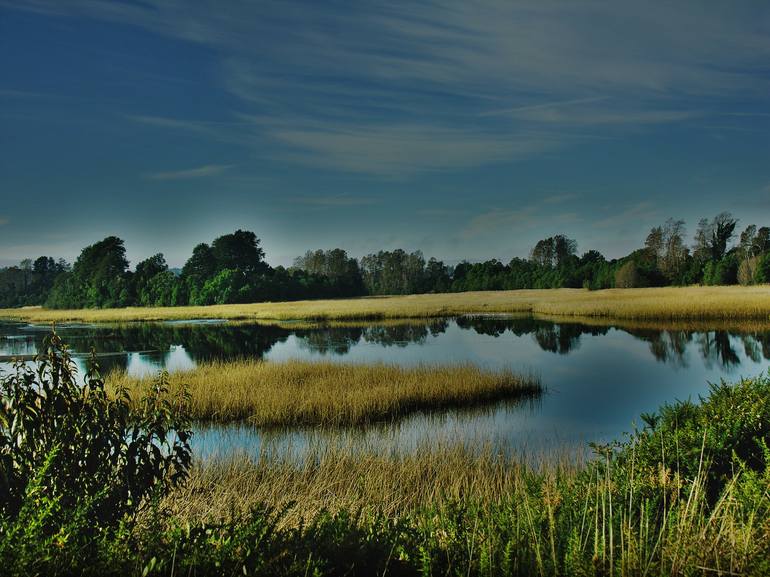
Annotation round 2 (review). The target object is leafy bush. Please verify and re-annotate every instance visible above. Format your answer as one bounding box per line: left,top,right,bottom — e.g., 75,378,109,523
755,253,770,283
0,330,192,527
614,260,642,288
737,255,760,285
615,374,770,500
703,254,739,285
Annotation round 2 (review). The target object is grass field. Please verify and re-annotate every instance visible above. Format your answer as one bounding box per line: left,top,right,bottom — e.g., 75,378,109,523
109,359,540,426
2,285,770,324
155,437,769,575
166,441,568,525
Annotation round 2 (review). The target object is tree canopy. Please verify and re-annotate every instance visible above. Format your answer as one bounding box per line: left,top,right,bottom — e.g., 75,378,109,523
3,211,769,310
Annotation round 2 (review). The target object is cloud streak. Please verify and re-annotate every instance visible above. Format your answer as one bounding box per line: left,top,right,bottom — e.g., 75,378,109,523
286,194,380,207
262,120,563,175
144,164,233,180
6,0,770,175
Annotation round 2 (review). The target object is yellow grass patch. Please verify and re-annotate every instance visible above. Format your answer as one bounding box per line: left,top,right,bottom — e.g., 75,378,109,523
109,359,540,426
163,442,577,525
2,285,770,323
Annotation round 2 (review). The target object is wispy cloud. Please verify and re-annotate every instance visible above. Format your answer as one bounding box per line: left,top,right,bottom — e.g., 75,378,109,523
542,193,581,205
287,194,380,207
511,106,699,126
483,96,700,126
8,0,770,174
417,208,465,218
128,115,248,145
461,207,538,240
480,97,609,117
263,121,561,175
144,164,233,180
594,202,660,229
0,217,9,226
0,88,51,99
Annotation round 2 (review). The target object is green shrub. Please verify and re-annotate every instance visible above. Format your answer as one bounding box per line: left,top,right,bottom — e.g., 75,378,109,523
0,330,192,527
614,260,642,288
703,255,739,285
755,253,770,283
616,374,770,500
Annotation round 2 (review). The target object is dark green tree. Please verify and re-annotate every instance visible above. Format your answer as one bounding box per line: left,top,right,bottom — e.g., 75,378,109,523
211,230,267,274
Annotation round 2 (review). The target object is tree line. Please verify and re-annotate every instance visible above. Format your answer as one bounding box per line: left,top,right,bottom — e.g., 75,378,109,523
1,211,769,309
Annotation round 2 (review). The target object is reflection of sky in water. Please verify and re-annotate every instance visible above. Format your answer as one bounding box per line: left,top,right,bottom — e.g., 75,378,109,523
123,346,196,378
2,318,770,457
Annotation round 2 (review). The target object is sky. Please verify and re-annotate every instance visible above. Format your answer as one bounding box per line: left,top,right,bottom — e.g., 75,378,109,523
1,1,769,269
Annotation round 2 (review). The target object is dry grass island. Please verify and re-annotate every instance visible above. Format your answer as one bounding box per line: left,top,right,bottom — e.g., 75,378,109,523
1,285,770,324
110,360,540,426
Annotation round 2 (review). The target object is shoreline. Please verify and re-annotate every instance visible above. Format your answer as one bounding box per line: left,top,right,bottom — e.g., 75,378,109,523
1,285,769,324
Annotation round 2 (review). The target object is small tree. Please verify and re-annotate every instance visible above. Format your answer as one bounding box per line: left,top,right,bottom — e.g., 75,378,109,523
755,254,770,284
737,256,759,286
615,261,641,288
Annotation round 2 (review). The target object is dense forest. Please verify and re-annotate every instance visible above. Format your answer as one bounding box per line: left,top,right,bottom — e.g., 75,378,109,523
1,212,769,309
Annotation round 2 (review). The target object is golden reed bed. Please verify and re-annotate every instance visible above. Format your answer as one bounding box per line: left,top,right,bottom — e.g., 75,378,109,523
165,442,550,524
2,286,770,324
157,441,766,576
109,359,540,427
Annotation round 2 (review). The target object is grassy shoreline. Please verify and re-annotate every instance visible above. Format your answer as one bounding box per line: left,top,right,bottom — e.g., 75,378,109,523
2,285,770,324
5,346,770,574
109,359,541,426
167,442,572,526
148,375,770,575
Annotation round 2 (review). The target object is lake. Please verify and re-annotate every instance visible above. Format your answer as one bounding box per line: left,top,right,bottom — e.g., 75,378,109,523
2,316,769,457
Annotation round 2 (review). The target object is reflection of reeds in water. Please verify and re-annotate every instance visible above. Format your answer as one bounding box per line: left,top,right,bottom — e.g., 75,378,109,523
4,285,770,323
108,359,541,427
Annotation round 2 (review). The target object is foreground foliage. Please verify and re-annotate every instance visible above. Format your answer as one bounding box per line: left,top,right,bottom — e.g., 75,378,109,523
0,331,192,572
1,338,769,575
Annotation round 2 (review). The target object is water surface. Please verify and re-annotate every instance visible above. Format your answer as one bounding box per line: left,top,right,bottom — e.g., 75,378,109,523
2,316,768,456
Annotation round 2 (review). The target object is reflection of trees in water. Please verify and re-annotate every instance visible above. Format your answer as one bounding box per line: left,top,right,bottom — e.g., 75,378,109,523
455,317,514,337
294,320,450,354
744,332,770,363
5,317,770,370
456,316,606,354
363,319,449,347
295,327,364,355
4,322,294,367
742,336,761,363
456,316,770,367
625,330,692,367
627,328,770,368
695,331,741,369
532,324,585,355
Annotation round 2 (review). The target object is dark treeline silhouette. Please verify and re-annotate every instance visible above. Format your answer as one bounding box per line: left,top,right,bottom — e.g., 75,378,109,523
1,212,770,309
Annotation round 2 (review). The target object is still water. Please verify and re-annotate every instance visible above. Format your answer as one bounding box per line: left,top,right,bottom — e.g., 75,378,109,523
2,316,769,456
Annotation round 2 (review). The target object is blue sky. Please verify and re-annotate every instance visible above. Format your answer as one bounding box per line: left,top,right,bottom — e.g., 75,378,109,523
1,1,769,268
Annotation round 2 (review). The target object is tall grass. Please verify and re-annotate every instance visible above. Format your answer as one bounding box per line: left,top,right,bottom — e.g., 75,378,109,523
3,285,770,323
156,437,770,576
164,442,544,524
152,374,770,575
108,359,541,426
